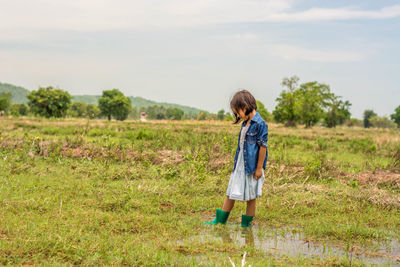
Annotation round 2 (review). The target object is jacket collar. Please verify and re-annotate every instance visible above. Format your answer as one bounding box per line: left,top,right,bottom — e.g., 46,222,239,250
242,111,261,126
251,111,261,122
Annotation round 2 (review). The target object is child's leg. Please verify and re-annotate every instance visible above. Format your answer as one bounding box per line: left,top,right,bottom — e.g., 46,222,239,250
246,199,256,216
222,196,235,212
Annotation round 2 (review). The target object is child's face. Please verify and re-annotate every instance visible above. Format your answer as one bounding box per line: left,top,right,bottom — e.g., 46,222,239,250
233,108,249,121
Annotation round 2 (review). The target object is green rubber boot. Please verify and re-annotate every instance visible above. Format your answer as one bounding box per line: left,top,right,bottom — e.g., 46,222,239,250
241,215,254,227
204,209,230,225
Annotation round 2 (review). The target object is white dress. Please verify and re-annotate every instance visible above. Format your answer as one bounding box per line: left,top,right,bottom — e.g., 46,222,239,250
226,126,265,201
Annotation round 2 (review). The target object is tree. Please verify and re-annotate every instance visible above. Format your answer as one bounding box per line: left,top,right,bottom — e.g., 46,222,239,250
363,110,377,128
224,112,234,122
337,100,351,125
296,81,331,128
207,113,217,120
274,76,352,128
146,105,166,120
324,98,351,128
281,76,299,91
217,109,225,121
0,92,11,113
111,95,132,121
390,105,400,128
166,107,184,120
10,103,29,116
197,112,207,120
273,76,300,126
86,104,101,119
98,89,131,121
273,90,298,126
256,100,271,122
27,86,71,118
69,101,88,117
128,107,139,120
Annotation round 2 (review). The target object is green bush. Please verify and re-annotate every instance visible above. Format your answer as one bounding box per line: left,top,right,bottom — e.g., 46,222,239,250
42,127,60,135
124,128,156,141
10,103,29,116
344,118,363,127
304,153,330,179
316,137,329,150
349,138,376,154
89,128,117,137
392,144,400,167
135,128,156,140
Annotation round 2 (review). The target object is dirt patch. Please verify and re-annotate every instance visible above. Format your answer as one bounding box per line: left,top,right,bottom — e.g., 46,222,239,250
199,211,216,218
277,163,305,174
2,138,187,165
208,156,229,171
150,150,184,165
0,230,9,239
38,140,51,156
0,138,142,162
265,162,306,177
360,187,400,208
357,169,400,187
0,139,24,148
159,201,176,211
212,142,221,154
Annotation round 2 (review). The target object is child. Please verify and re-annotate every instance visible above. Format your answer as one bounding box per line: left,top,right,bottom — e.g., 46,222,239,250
205,90,268,227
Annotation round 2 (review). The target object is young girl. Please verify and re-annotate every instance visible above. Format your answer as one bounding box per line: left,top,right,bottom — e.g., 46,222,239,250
205,90,268,227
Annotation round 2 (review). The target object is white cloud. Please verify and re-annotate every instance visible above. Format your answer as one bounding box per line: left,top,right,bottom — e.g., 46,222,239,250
218,33,367,63
0,0,290,31
1,0,399,34
231,33,259,41
270,44,365,62
265,5,400,22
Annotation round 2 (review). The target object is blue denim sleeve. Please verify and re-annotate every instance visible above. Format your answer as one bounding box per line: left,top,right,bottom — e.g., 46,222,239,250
256,121,268,147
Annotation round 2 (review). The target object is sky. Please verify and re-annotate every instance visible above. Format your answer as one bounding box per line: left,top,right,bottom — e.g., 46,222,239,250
0,0,399,118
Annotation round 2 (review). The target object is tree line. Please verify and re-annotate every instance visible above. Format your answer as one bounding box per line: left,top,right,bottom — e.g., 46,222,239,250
271,76,399,129
0,87,198,121
0,81,399,129
272,76,352,128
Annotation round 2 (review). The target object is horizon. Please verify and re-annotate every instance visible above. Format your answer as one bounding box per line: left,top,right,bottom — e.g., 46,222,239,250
1,0,399,119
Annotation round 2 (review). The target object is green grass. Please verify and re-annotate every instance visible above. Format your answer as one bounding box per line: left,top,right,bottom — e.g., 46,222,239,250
0,117,399,265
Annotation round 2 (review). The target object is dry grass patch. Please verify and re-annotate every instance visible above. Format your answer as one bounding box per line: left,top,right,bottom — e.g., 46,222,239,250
356,169,400,187
359,188,400,208
150,150,184,165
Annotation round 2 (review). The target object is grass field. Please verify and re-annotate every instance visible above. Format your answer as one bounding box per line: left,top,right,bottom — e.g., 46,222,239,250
0,117,399,266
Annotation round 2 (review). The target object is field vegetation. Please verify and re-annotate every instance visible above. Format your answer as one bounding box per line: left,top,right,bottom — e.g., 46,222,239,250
0,117,399,265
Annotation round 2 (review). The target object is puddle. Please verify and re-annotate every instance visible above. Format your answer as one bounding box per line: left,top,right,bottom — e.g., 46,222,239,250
179,224,400,265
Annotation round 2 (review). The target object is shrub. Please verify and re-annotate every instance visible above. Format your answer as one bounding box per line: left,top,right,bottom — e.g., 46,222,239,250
305,153,330,179
89,128,117,137
369,116,397,129
10,103,29,116
349,138,376,154
344,118,363,127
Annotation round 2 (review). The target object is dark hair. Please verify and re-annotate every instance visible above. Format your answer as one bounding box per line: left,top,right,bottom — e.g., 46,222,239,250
230,90,257,124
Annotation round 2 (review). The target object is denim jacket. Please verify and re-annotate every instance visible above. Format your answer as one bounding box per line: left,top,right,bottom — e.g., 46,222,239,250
233,112,268,175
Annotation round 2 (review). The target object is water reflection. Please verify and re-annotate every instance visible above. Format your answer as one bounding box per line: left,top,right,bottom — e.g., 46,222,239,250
217,227,255,247
186,224,400,265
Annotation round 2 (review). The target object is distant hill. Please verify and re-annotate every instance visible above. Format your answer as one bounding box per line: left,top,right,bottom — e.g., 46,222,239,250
0,82,30,103
0,82,202,115
73,95,201,115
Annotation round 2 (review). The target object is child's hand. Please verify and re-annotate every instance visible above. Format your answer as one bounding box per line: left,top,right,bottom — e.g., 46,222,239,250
253,168,263,180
